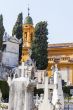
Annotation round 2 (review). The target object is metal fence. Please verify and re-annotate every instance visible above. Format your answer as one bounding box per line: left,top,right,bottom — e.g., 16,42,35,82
64,104,73,110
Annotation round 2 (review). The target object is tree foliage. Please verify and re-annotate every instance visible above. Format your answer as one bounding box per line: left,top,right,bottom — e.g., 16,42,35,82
34,87,44,96
63,86,72,98
31,21,48,70
12,13,23,61
0,14,5,50
12,13,23,39
0,81,9,100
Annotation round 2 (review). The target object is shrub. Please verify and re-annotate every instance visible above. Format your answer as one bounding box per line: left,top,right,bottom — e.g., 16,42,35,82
0,81,9,100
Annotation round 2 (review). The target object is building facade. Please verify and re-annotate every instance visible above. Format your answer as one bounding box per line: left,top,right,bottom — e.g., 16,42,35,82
2,36,19,67
48,43,73,85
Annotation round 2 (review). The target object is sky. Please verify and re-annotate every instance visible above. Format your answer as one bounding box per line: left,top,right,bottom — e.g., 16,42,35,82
0,0,73,44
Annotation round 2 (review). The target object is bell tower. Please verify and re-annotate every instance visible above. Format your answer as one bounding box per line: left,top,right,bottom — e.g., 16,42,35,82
23,7,34,48
21,8,34,62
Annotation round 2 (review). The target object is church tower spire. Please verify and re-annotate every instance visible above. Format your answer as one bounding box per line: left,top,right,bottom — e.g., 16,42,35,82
28,6,30,16
21,8,34,62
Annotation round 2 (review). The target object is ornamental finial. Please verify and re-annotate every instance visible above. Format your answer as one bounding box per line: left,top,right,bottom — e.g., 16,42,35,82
28,5,30,16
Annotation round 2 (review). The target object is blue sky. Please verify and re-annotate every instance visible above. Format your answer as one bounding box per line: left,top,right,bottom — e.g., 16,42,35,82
0,0,73,43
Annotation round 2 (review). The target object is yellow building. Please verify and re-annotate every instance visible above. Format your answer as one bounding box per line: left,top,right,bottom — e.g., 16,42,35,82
48,43,73,85
21,14,73,85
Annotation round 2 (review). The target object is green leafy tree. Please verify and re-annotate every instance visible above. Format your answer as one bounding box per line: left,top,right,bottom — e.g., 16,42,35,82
31,21,48,70
12,13,23,61
0,14,5,50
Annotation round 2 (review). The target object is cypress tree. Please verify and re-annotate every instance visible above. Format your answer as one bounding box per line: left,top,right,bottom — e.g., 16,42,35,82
12,13,23,61
0,14,5,50
12,13,23,39
31,21,48,70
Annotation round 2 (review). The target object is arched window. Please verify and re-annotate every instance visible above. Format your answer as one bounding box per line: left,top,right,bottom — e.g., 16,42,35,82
25,32,27,41
31,33,33,42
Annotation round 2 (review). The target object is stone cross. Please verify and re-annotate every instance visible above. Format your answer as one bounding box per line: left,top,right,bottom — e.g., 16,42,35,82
19,62,26,77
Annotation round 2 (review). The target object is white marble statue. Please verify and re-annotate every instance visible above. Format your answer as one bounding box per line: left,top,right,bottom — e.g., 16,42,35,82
52,64,64,110
8,61,36,110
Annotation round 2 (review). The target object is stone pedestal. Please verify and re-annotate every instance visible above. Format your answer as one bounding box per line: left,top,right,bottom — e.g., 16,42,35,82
8,77,36,110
